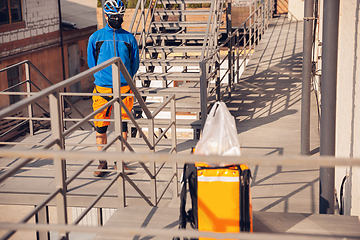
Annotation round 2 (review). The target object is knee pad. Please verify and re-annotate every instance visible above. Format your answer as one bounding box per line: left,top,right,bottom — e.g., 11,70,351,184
96,125,108,134
122,122,128,133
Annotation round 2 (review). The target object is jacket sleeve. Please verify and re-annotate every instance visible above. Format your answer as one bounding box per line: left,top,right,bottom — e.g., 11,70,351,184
130,36,140,78
87,34,96,69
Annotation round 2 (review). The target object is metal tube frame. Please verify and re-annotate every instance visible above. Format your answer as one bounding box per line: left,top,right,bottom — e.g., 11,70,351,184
301,0,314,155
319,0,339,215
0,56,179,238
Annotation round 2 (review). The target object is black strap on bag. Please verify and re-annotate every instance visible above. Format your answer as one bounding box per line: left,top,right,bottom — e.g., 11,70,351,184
179,163,198,229
173,163,198,240
240,168,251,231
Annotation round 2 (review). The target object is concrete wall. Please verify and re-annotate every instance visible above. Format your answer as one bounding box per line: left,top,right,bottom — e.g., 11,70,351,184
288,0,304,20
335,0,360,217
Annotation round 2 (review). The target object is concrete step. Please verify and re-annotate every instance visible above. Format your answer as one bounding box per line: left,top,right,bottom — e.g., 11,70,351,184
134,100,200,113
137,86,200,95
152,21,208,28
148,32,212,41
135,72,200,82
129,118,201,130
155,9,211,16
146,45,203,54
157,0,212,4
94,207,360,240
140,58,201,67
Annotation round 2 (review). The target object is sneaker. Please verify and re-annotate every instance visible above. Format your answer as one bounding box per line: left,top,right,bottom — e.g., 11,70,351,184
114,162,130,170
94,160,108,177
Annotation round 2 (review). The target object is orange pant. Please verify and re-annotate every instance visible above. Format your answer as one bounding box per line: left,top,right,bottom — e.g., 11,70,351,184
92,85,134,128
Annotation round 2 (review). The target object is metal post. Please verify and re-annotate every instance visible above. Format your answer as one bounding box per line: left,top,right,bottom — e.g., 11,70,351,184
112,61,126,208
227,1,232,98
261,4,264,35
236,30,240,83
97,208,103,226
249,0,252,59
25,63,34,136
265,1,268,30
301,0,314,155
254,6,257,51
244,22,247,72
256,8,260,46
141,0,145,57
320,0,339,214
171,97,178,198
148,117,157,205
49,92,68,239
200,61,208,129
266,0,270,28
36,206,49,240
216,61,220,101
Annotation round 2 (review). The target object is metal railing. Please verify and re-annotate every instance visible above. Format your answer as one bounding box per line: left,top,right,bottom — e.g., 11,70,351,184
0,57,178,239
129,0,159,60
0,60,94,140
200,0,274,126
0,149,359,239
128,0,274,127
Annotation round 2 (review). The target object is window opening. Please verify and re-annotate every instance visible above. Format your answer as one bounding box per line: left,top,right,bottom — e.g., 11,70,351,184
0,0,22,25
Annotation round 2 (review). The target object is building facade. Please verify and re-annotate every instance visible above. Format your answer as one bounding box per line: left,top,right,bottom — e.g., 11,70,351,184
0,0,96,110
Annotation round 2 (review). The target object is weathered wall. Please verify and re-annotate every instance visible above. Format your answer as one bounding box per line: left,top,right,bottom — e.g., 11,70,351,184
0,0,95,112
288,0,304,20
0,0,60,58
0,46,63,113
335,0,360,217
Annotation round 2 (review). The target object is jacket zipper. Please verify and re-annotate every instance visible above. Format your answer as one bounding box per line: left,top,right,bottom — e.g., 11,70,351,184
113,30,116,57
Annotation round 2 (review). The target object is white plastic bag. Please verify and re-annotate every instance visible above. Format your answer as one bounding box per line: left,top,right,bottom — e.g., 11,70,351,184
194,101,241,161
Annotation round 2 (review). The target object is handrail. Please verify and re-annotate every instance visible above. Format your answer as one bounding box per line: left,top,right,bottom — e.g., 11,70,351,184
1,150,360,169
0,56,178,239
0,60,93,138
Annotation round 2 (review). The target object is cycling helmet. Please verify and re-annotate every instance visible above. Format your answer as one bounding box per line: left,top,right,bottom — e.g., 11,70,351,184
104,0,125,15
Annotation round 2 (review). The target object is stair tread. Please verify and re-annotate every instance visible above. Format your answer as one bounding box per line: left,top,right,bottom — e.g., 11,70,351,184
136,72,200,77
134,101,200,110
140,58,201,66
135,72,200,81
153,21,208,24
129,118,201,126
138,86,200,93
155,9,211,15
148,32,213,40
159,0,212,3
146,46,203,52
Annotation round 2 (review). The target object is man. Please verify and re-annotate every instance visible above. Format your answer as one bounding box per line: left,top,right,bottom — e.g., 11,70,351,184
87,0,139,177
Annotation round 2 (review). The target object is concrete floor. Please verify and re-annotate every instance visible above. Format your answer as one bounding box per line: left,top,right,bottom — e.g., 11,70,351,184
0,15,343,240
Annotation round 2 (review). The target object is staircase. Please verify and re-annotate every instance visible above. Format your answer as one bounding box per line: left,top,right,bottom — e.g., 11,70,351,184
130,0,227,138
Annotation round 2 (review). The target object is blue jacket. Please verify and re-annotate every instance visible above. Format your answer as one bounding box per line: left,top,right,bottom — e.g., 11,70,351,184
87,24,139,87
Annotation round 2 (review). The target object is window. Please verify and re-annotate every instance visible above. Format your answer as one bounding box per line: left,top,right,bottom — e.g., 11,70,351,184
0,0,23,25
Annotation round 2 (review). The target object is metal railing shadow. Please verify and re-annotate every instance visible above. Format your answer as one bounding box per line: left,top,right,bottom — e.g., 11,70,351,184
200,0,275,127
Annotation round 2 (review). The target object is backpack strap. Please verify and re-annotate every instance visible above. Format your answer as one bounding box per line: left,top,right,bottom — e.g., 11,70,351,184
179,163,188,229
